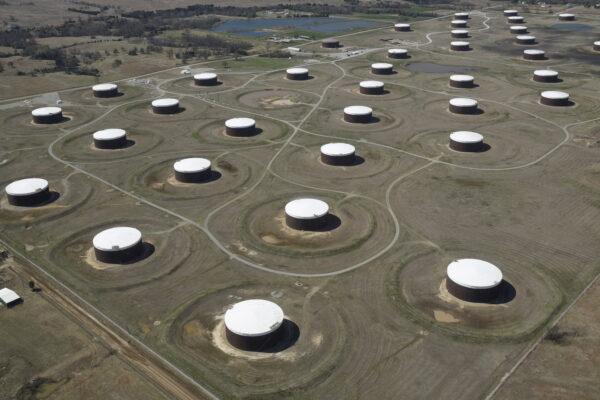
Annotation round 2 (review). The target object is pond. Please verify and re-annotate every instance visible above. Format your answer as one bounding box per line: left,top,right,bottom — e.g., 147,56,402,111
406,63,475,74
211,17,380,37
549,23,593,31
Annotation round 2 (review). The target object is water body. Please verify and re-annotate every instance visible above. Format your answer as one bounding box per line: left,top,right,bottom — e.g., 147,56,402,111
407,62,475,74
211,17,379,37
550,23,593,31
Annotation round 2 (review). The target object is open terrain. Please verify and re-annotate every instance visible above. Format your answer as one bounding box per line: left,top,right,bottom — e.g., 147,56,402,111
0,0,346,26
0,256,172,400
2,4,600,399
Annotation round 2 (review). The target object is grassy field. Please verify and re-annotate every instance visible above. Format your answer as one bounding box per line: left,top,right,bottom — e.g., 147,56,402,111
495,274,600,399
2,5,600,400
0,257,169,399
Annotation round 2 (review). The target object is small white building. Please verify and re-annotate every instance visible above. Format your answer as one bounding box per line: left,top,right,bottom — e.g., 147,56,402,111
0,288,21,307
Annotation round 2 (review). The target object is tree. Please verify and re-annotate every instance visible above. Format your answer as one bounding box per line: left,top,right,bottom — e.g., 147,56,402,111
0,62,4,73
112,59,122,68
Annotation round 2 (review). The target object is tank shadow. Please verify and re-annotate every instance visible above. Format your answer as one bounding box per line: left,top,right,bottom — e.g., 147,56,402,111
487,280,516,304
255,319,300,353
347,155,365,166
475,143,491,153
197,81,223,87
118,242,155,265
302,213,342,232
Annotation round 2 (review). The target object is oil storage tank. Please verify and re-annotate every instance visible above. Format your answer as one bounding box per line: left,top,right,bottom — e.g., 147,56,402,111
446,258,503,302
93,227,144,264
5,178,51,206
285,198,330,231
224,299,286,351
173,158,212,183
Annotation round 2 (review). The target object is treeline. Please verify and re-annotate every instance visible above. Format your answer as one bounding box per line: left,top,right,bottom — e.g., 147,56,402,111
67,7,102,16
150,32,252,55
122,2,437,20
70,0,110,11
22,45,100,76
0,0,441,79
0,14,244,77
0,27,35,49
123,5,258,19
0,1,436,49
34,15,221,39
500,0,600,4
284,2,436,17
504,0,598,4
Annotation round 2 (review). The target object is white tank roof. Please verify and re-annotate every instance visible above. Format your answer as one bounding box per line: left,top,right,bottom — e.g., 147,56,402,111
534,69,558,77
447,259,503,289
5,178,48,197
541,90,569,100
224,299,284,337
152,98,179,108
450,97,478,107
559,13,574,17
517,35,535,40
93,128,126,141
510,25,527,30
451,20,466,25
286,67,308,75
321,142,355,157
173,157,211,173
344,105,373,116
194,72,217,80
595,41,600,46
394,23,410,27
285,198,329,220
451,41,470,46
93,227,142,252
32,107,62,117
524,49,545,55
92,83,117,92
508,16,524,21
0,288,20,304
225,117,256,129
451,29,469,34
504,9,518,13
450,74,474,82
454,12,469,17
360,80,384,88
450,131,483,144
371,62,393,69
388,48,408,54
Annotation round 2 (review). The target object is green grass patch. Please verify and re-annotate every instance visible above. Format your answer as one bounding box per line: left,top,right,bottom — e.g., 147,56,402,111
349,13,400,21
281,29,331,40
226,56,296,70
